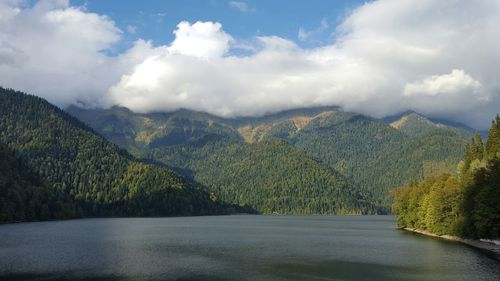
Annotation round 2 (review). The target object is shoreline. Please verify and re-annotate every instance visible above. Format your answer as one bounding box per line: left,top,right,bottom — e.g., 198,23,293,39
0,214,389,225
404,227,500,261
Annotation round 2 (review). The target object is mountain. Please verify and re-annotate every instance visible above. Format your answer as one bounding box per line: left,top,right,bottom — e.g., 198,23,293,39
385,111,473,137
152,139,376,214
389,111,447,136
68,105,472,213
262,111,471,207
0,87,242,222
66,105,242,155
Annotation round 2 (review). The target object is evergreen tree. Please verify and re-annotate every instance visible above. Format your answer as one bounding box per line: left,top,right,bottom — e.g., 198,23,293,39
468,159,500,238
464,133,484,169
485,115,500,158
392,115,500,239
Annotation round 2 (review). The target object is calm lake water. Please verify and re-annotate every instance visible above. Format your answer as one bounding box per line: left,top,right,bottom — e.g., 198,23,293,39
0,215,498,281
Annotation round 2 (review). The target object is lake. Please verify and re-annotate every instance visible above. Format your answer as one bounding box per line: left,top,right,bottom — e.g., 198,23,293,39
0,215,498,281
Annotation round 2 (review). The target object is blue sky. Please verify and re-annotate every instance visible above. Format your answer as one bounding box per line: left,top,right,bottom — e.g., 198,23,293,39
69,0,367,53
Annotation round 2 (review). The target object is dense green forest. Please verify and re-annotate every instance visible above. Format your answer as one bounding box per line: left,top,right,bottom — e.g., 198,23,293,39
0,142,75,221
0,88,242,222
152,139,376,214
392,118,500,239
279,112,469,208
69,105,470,213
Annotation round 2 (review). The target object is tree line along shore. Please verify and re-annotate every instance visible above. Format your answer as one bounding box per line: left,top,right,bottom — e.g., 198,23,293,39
392,115,500,259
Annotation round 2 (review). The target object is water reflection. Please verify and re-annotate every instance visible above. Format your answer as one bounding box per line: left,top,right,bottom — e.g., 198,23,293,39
0,216,498,281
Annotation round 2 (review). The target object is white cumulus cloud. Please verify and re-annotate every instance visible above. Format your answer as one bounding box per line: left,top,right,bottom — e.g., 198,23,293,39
0,0,122,106
404,70,483,98
1,0,500,129
167,21,233,60
403,69,487,116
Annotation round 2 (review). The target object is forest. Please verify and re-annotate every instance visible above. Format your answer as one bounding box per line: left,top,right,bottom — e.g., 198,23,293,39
151,139,377,214
69,105,470,213
392,119,500,239
0,88,246,222
0,86,481,222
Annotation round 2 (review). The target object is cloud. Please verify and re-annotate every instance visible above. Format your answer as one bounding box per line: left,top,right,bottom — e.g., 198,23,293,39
229,1,253,13
0,0,122,106
110,0,500,128
404,70,483,99
167,21,233,60
403,69,487,115
1,0,500,129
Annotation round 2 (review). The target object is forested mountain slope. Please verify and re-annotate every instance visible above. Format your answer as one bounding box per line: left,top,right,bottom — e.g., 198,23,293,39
151,139,376,214
68,105,471,213
0,142,71,221
392,118,500,239
285,112,470,207
0,88,235,222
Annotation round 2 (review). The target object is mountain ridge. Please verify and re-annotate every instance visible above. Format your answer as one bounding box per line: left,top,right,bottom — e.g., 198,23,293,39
384,110,477,133
68,105,475,140
68,104,472,213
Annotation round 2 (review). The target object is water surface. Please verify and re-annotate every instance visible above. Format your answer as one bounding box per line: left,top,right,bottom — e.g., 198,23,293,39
0,215,498,281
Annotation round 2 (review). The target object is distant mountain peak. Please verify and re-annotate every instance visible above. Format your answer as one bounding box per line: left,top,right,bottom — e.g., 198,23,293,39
236,110,337,143
390,112,435,129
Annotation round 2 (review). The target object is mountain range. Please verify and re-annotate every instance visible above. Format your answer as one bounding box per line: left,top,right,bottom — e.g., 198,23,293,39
67,103,472,214
0,85,477,221
0,86,476,222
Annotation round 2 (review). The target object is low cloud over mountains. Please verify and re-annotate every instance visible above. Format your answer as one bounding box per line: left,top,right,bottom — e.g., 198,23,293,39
1,0,499,129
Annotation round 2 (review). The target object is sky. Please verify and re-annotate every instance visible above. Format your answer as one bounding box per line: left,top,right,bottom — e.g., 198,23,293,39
0,0,499,129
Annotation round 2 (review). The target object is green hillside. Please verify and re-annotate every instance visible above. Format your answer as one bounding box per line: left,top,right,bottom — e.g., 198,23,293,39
284,112,469,207
151,139,376,214
68,105,471,213
392,118,500,239
0,142,74,221
0,88,237,222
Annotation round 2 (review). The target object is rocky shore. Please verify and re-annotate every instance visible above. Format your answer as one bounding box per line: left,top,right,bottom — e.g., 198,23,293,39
404,228,500,261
